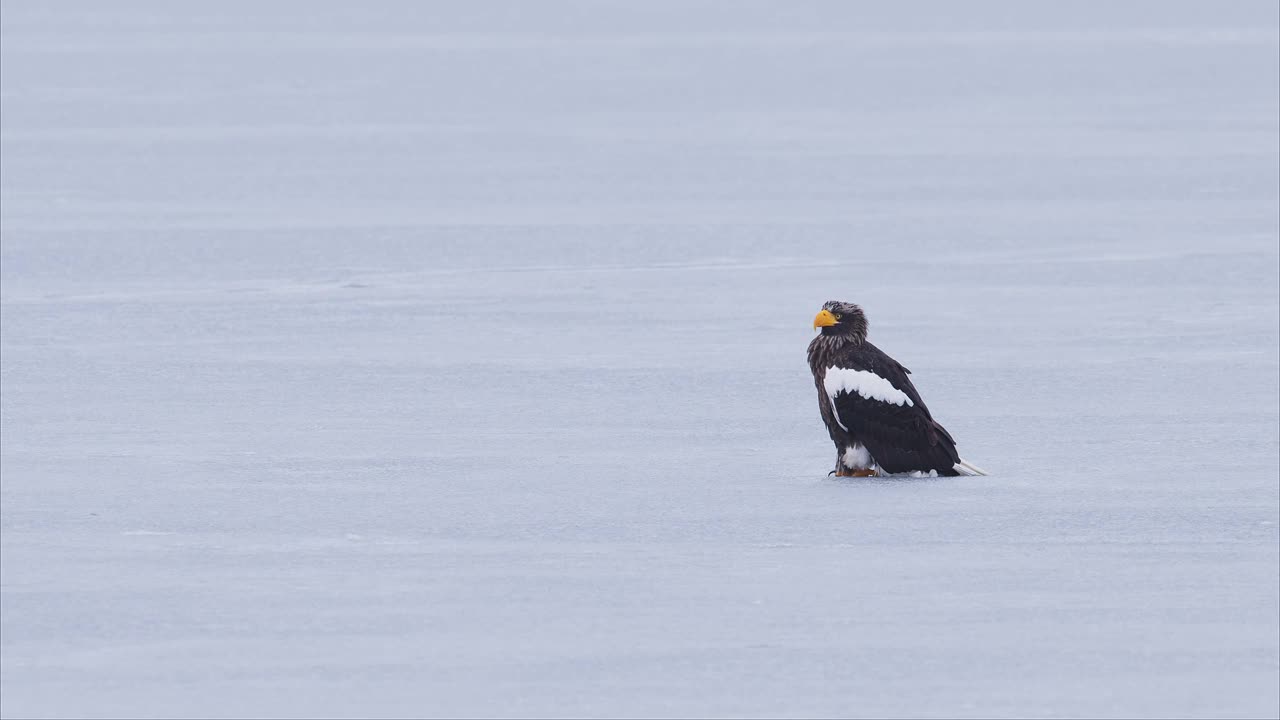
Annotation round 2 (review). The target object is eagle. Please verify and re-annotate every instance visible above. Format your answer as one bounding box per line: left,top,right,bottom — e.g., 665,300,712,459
808,300,986,477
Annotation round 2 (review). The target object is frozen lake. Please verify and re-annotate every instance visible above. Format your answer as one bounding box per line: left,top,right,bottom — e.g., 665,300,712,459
2,1,1278,717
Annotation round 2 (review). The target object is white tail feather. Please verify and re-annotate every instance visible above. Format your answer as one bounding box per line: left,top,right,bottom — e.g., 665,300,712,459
953,459,988,476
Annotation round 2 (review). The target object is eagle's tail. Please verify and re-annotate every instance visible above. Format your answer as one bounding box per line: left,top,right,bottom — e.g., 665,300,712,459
952,459,988,476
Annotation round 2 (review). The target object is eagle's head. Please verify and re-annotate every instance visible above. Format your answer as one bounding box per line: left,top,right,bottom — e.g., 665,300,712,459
813,300,868,342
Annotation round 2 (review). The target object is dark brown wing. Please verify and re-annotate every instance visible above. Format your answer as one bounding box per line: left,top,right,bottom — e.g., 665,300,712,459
828,342,961,475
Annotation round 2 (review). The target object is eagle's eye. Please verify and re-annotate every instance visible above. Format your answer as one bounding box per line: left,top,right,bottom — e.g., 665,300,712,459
833,314,842,320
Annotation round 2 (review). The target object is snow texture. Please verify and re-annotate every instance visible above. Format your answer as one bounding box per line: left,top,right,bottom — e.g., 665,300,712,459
2,1,1278,718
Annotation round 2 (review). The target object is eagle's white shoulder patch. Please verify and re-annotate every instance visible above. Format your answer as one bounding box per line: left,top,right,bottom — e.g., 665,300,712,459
823,366,914,408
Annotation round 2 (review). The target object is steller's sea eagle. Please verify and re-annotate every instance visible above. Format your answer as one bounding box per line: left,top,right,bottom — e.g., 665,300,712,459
808,300,986,477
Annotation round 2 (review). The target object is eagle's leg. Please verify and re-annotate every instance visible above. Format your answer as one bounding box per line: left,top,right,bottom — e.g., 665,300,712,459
831,464,877,478
831,450,878,477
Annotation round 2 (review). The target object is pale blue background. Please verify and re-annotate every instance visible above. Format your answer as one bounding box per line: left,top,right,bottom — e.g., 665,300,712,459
3,2,1278,717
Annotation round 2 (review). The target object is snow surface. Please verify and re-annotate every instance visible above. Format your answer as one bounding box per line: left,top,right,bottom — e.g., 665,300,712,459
2,1,1278,718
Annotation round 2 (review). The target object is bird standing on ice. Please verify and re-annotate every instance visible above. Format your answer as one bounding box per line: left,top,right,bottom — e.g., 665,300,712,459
808,300,986,477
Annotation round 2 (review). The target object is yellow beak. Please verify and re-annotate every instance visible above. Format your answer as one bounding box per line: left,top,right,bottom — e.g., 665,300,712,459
813,309,839,329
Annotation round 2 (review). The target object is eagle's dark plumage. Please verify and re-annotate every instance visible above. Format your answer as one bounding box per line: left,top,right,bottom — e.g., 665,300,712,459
808,300,985,477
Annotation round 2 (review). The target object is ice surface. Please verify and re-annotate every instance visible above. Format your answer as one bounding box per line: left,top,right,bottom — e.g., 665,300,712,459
2,1,1278,718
